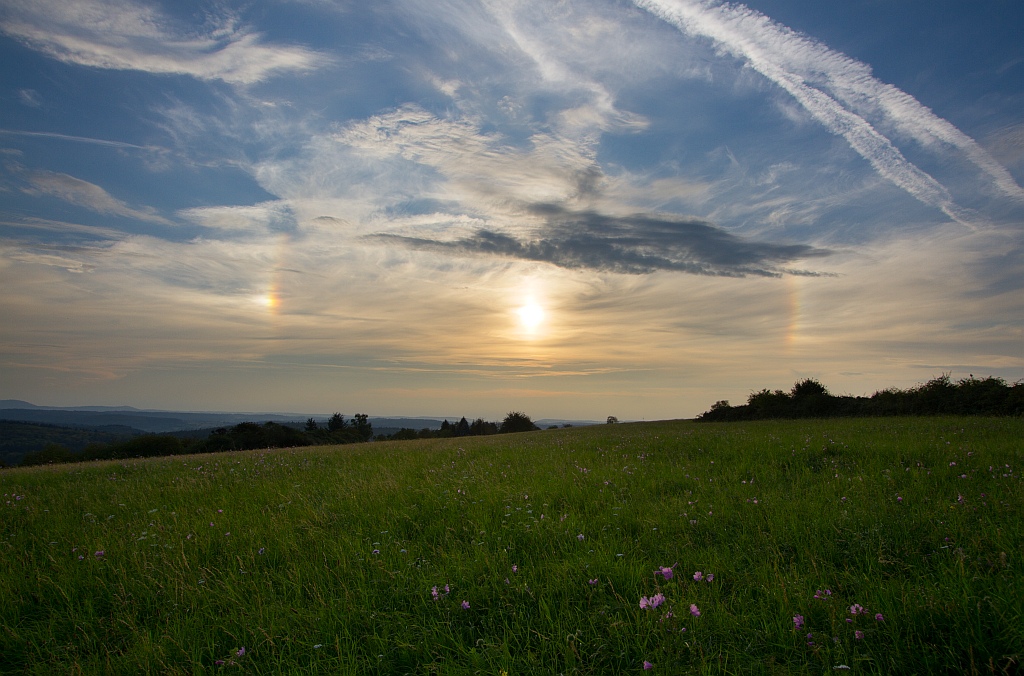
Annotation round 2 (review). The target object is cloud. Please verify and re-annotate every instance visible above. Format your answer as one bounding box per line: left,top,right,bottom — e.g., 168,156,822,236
17,89,41,107
179,201,295,234
632,0,1024,224
371,203,831,276
0,0,326,84
21,170,173,225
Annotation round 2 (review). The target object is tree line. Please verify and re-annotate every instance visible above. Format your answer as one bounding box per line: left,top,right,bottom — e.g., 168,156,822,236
697,375,1024,422
15,411,542,467
383,411,540,440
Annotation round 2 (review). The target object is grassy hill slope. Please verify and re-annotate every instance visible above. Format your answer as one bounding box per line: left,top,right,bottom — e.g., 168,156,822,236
0,418,1021,674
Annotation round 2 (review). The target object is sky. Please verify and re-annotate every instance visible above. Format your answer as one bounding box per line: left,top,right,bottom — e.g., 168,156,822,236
0,0,1022,420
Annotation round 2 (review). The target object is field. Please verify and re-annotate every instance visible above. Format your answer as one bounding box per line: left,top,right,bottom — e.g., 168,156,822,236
1,417,1021,674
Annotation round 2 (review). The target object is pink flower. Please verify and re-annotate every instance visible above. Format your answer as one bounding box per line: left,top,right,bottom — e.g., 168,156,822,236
639,596,651,609
690,604,700,617
431,586,439,600
693,571,703,581
94,550,105,557
706,573,714,582
793,615,804,629
650,593,665,608
236,647,245,657
850,604,865,616
588,578,598,585
512,565,518,573
656,566,674,580
461,600,470,610
577,533,585,541
875,613,884,622
643,660,654,670
855,630,864,640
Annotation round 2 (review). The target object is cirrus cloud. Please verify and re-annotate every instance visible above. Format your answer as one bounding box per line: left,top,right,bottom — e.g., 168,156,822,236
0,0,327,84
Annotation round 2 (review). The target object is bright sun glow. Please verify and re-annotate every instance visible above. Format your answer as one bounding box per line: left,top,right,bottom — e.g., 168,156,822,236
517,301,545,332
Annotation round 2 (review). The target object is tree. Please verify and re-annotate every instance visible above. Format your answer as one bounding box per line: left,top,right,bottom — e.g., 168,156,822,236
606,416,619,424
351,413,373,442
500,411,539,434
455,417,471,436
305,418,318,432
327,413,346,432
791,378,829,399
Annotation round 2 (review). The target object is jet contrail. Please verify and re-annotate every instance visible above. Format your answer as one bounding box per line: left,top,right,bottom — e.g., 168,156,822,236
0,128,167,153
633,0,1024,223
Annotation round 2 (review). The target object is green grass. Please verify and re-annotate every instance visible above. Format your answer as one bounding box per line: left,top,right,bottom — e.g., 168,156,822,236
1,417,1021,674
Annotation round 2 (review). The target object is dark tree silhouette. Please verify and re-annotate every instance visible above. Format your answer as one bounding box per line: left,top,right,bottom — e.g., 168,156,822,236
500,411,540,434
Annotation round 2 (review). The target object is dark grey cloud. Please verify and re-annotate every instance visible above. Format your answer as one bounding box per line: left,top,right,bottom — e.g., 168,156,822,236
370,203,831,277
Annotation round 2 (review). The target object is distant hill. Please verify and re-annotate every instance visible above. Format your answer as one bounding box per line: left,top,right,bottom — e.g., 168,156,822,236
0,421,140,467
0,400,39,409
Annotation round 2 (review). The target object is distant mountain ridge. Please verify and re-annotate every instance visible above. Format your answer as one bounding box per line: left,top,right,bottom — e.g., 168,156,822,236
0,403,601,434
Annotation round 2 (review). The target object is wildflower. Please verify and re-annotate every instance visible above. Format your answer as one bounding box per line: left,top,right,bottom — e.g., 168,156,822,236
94,550,105,557
431,586,439,600
793,615,804,629
512,564,518,573
78,555,84,560
706,573,714,582
854,630,864,640
314,644,322,649
656,566,674,580
258,547,265,555
643,660,654,670
693,571,703,581
215,660,225,666
874,613,884,622
444,584,450,593
372,549,379,555
650,593,665,608
897,496,903,502
461,600,470,610
849,604,864,616
640,596,651,609
589,578,598,585
577,533,585,541
236,647,246,657
690,604,700,617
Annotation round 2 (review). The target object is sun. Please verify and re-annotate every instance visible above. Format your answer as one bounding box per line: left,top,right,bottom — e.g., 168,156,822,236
517,301,545,333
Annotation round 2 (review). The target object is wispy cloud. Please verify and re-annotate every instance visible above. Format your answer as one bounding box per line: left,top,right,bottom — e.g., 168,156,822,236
372,202,830,277
0,128,167,154
21,170,173,225
179,201,295,234
632,0,1024,225
0,0,326,84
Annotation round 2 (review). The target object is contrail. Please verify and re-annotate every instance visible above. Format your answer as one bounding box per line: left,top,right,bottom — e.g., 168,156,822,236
633,0,1024,222
0,129,166,153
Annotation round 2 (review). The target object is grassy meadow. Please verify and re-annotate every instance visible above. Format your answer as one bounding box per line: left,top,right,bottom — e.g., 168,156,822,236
1,417,1022,674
